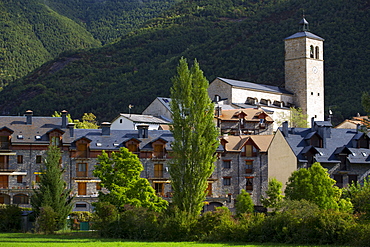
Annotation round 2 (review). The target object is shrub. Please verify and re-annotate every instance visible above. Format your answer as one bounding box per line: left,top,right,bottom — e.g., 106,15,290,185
0,205,22,232
36,206,58,234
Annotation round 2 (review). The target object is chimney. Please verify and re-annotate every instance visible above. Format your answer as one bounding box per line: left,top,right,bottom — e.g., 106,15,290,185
68,123,75,137
25,110,33,125
137,124,149,138
311,117,315,131
282,121,289,137
61,110,68,128
101,122,111,136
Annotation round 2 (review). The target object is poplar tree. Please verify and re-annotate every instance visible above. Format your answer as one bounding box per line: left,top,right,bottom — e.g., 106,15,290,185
170,57,219,219
31,145,73,231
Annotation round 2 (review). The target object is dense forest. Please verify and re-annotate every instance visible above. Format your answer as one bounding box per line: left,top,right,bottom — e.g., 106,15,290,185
0,0,369,123
0,0,180,85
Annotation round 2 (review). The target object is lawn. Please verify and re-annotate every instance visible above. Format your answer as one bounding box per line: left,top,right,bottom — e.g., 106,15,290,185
0,232,347,247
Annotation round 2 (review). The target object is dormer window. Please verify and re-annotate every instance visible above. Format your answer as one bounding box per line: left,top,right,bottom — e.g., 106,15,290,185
0,136,10,149
50,136,60,146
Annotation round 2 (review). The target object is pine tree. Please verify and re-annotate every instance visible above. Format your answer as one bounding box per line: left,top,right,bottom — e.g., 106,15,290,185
170,57,219,219
31,145,73,231
93,147,168,212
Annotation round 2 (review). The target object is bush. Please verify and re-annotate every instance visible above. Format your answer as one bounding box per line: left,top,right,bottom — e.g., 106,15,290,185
36,206,58,234
0,205,22,232
158,205,197,241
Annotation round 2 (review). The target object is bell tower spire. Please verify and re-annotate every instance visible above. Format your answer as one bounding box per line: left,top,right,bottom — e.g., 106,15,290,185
284,18,325,125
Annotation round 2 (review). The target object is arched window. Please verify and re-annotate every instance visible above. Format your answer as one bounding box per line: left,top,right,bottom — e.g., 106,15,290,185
315,46,319,59
13,194,28,204
310,45,314,58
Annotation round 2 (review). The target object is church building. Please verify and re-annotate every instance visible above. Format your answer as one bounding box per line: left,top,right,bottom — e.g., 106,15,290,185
208,18,325,127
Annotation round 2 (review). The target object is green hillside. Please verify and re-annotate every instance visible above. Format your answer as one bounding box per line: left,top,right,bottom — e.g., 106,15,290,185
0,0,368,123
0,0,101,86
43,0,183,44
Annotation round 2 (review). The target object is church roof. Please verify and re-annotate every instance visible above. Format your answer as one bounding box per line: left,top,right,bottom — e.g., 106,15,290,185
216,77,293,95
285,31,324,41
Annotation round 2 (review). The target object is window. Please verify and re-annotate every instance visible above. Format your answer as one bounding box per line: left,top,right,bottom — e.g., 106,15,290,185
36,155,42,164
154,164,163,178
245,160,253,173
77,143,88,158
223,160,231,169
0,156,8,169
223,177,231,186
128,143,138,153
315,46,319,59
17,155,23,164
154,183,164,196
246,178,253,190
334,174,343,188
17,175,23,183
206,183,212,196
78,182,87,195
76,163,87,177
96,182,102,191
0,136,9,149
245,145,253,157
120,119,123,124
348,175,358,186
0,175,8,188
35,175,41,183
311,92,313,95
50,136,60,146
310,45,314,58
76,204,87,208
153,144,164,158
13,194,28,204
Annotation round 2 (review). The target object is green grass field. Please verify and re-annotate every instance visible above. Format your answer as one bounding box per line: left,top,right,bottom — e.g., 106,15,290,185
0,233,347,247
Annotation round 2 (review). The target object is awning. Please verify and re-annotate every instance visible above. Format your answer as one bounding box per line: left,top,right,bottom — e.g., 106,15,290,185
0,172,27,175
0,152,16,156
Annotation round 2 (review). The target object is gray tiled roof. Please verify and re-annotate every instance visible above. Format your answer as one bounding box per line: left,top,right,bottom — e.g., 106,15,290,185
284,31,325,41
0,116,73,144
217,77,293,95
280,125,369,164
72,129,174,151
120,114,170,124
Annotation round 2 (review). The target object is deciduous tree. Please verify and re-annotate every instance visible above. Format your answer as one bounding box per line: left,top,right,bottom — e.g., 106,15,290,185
93,147,168,212
169,57,219,219
261,178,284,211
284,162,351,211
235,189,254,215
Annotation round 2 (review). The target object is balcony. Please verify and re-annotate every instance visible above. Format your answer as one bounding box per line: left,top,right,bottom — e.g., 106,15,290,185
152,152,166,160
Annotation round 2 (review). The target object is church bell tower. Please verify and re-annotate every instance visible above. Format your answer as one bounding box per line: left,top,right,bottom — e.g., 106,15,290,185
284,18,325,124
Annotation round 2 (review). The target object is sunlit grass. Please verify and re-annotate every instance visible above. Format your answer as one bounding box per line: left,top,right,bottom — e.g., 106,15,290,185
0,232,347,247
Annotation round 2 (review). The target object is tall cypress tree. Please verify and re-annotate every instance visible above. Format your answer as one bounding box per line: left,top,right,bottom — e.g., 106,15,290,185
31,145,73,230
170,57,219,219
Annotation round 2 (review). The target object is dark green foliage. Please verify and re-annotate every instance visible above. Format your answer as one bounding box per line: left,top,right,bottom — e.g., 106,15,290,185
362,92,370,115
0,0,369,122
30,145,73,231
0,205,22,232
170,58,219,219
91,201,119,237
261,199,354,245
36,206,58,234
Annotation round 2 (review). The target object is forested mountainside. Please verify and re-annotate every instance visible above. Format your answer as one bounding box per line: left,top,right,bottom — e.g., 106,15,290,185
0,0,181,85
0,0,368,123
42,0,182,44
